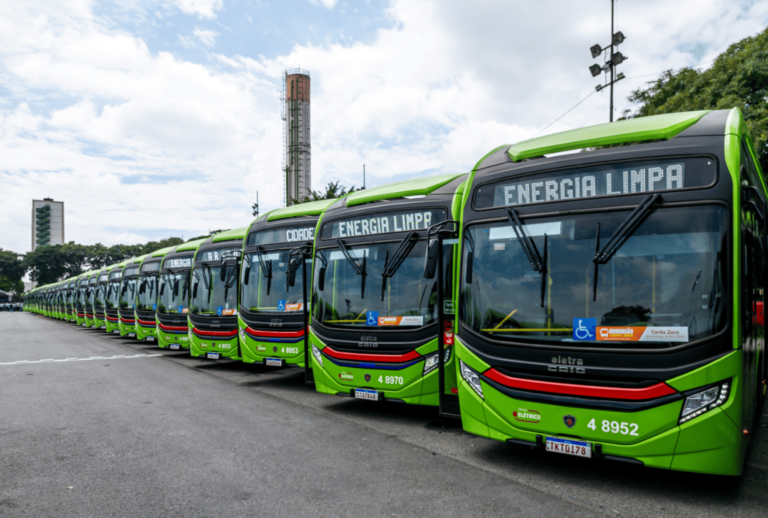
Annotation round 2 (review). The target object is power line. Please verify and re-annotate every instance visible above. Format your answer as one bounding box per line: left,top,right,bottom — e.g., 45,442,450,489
531,90,597,139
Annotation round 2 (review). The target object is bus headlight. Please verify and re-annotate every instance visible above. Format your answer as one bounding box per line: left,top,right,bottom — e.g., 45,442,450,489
679,380,730,424
423,347,452,376
311,344,323,368
459,360,483,399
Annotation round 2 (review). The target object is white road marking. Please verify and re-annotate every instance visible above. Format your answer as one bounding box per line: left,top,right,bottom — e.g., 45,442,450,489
0,354,162,366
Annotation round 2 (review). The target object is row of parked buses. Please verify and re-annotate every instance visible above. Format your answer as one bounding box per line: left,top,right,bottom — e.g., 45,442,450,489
23,109,767,476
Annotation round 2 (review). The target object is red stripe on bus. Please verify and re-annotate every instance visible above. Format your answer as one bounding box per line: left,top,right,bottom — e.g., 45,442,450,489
321,346,421,363
120,318,135,324
192,327,238,337
483,369,677,400
137,319,156,325
158,323,188,332
245,327,304,338
106,316,119,322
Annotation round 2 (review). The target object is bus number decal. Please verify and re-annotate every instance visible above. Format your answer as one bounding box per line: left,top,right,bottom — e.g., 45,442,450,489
378,375,404,385
588,418,639,436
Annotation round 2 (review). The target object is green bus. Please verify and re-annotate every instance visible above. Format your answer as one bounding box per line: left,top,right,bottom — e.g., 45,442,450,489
105,261,127,334
64,278,78,322
309,174,466,408
239,199,336,373
448,109,766,475
58,281,68,320
156,239,206,350
51,282,62,319
135,247,175,343
119,256,147,337
93,269,108,329
189,228,246,360
75,274,88,326
85,271,98,328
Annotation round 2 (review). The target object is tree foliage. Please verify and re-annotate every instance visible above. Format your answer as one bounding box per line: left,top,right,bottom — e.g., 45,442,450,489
0,248,25,296
22,237,184,285
291,181,360,205
625,27,768,172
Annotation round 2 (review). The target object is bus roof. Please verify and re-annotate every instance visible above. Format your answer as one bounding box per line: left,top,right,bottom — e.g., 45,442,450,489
504,110,712,162
130,254,149,265
266,198,338,222
150,246,176,258
344,173,466,207
175,238,207,252
212,227,247,242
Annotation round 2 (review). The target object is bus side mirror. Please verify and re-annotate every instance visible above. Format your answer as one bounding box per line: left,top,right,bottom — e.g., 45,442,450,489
243,266,250,286
121,285,126,296
465,252,473,284
423,238,439,280
318,267,326,291
192,282,198,299
139,281,146,295
159,283,165,297
220,265,227,282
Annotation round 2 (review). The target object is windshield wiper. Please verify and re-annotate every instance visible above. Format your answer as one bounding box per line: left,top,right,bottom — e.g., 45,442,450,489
380,232,417,301
255,246,273,295
592,193,661,301
222,261,238,303
507,208,548,308
337,239,366,299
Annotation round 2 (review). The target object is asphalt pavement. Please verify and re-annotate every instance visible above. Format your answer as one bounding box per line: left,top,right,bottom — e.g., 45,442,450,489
1,312,767,517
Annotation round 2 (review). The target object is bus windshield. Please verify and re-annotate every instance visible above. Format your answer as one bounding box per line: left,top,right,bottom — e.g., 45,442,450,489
119,268,139,311
460,205,728,348
136,274,158,311
312,241,437,328
106,280,120,309
95,283,106,308
158,271,191,314
191,261,239,316
241,249,310,313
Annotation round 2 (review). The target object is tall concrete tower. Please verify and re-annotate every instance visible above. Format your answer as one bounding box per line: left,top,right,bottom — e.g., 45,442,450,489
282,69,311,206
31,198,65,251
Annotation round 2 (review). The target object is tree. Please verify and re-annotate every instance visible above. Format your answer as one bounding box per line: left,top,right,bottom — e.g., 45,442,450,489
0,248,24,296
625,27,768,172
290,181,360,205
141,237,184,255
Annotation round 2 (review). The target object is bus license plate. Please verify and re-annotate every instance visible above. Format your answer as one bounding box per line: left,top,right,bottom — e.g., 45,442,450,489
266,358,284,367
169,344,180,350
545,437,591,458
355,389,380,401
147,336,154,342
205,352,221,360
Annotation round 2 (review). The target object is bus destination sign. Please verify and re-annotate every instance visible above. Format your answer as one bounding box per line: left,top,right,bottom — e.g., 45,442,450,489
166,257,193,269
248,226,315,246
476,158,715,209
322,209,446,239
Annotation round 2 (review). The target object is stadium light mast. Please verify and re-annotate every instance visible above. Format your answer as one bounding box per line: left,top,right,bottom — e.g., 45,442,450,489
589,0,627,122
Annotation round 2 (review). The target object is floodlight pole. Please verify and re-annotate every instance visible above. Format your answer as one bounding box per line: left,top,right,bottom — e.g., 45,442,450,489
609,0,614,122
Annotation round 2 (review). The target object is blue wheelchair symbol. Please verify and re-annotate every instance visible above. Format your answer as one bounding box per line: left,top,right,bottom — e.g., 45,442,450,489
572,318,596,341
277,300,286,311
178,305,183,313
216,306,223,316
366,311,379,326
152,303,157,311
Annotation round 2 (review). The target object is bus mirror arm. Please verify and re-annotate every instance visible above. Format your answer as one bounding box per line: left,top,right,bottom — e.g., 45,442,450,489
423,239,439,280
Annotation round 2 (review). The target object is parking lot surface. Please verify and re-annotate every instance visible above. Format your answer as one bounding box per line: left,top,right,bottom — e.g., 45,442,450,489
2,313,767,517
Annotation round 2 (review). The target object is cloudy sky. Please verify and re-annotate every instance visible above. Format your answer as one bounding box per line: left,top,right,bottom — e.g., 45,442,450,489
1,0,766,253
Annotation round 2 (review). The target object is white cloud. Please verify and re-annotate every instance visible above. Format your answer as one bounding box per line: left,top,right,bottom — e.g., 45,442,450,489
193,27,218,47
310,0,338,9
174,0,223,20
1,0,767,256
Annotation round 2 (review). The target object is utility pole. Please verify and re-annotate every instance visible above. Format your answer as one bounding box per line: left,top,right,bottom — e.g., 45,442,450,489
251,191,259,217
609,0,614,122
589,0,627,122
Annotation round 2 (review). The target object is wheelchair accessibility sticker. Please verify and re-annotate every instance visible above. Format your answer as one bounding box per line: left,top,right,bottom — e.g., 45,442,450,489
277,300,286,311
572,318,596,341
366,311,379,326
